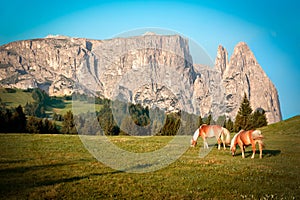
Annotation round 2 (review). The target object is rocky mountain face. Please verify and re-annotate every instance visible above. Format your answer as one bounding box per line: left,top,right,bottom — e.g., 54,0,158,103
0,34,281,123
216,43,282,123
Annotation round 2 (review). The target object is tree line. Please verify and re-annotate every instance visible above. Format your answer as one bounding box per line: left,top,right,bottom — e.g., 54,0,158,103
66,93,267,136
0,88,267,135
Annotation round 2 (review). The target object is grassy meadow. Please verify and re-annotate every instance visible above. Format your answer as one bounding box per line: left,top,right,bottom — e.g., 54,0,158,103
0,88,102,117
0,88,35,107
0,116,299,199
52,100,103,116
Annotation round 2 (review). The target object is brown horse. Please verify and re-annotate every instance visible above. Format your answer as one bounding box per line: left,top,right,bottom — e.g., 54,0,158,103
230,129,264,159
191,124,231,150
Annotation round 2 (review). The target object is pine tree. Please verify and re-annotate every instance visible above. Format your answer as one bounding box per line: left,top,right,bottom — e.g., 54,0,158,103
97,104,120,135
234,93,253,131
216,115,226,126
198,115,204,127
160,113,180,136
251,108,268,129
62,110,77,134
11,105,27,132
26,116,43,133
225,117,234,132
120,116,139,135
205,114,213,125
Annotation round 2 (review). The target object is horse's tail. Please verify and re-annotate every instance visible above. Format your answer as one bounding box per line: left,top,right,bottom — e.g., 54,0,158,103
192,128,200,141
252,130,263,140
258,139,265,149
252,130,265,148
222,127,231,145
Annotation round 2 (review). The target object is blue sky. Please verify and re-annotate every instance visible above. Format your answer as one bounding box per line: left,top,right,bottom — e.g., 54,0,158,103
1,0,299,120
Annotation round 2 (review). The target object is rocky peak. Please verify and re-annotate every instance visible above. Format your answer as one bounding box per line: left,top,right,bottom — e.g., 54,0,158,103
215,45,228,76
228,42,258,71
45,34,71,39
220,42,281,123
0,36,282,124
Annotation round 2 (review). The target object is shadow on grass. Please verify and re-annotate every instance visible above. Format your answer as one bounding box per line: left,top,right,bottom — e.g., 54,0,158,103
0,162,68,174
235,149,281,158
38,171,123,187
0,159,29,164
262,149,281,157
0,161,123,197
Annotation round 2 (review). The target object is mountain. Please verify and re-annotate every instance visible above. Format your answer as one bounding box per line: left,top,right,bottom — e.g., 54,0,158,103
0,34,282,123
217,42,282,124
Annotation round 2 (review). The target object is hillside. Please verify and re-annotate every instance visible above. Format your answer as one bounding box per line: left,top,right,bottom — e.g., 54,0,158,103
260,115,300,136
0,87,102,116
0,88,34,108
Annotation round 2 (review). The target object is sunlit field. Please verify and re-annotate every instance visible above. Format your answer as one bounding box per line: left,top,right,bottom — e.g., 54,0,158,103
0,116,299,199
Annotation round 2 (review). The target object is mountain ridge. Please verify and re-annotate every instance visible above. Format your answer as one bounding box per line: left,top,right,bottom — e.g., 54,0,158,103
0,34,282,123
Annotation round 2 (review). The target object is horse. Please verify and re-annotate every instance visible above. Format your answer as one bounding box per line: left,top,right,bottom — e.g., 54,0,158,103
230,129,264,159
190,124,231,150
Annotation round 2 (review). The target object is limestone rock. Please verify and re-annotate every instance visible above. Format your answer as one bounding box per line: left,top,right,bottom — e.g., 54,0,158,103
221,42,282,123
0,35,282,123
215,45,228,76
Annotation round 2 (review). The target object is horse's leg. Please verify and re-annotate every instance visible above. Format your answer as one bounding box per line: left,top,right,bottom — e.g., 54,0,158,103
203,137,208,149
238,143,245,158
259,142,263,159
219,134,226,150
251,142,256,159
221,132,226,150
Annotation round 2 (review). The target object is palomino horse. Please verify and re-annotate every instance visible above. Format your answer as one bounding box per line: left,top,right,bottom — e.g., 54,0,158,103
191,124,231,150
230,129,264,159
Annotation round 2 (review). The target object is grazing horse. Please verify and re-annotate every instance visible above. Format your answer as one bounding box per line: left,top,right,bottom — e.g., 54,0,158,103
190,124,231,150
230,129,264,159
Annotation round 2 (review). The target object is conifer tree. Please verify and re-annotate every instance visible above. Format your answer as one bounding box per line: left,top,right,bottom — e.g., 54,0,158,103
198,115,204,127
251,108,268,129
205,114,213,125
98,104,120,135
225,117,234,132
11,105,27,132
62,110,77,134
234,93,253,131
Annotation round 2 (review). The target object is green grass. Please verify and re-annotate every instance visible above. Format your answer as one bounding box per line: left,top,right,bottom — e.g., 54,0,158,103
0,88,34,107
53,100,103,115
0,88,102,116
0,116,299,199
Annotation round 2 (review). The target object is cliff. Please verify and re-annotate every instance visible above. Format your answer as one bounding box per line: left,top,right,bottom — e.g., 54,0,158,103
0,34,282,123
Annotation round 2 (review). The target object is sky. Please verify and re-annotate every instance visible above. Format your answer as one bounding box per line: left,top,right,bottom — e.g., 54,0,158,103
1,0,299,120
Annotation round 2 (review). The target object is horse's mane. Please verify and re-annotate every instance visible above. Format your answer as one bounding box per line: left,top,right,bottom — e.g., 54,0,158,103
230,132,239,150
230,130,245,149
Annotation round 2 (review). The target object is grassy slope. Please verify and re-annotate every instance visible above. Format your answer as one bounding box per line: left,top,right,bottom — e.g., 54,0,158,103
0,88,102,116
0,116,299,199
0,88,34,107
53,100,103,116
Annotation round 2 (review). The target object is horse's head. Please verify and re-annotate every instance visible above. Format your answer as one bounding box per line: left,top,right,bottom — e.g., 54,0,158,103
190,139,197,147
230,132,239,156
230,145,236,156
